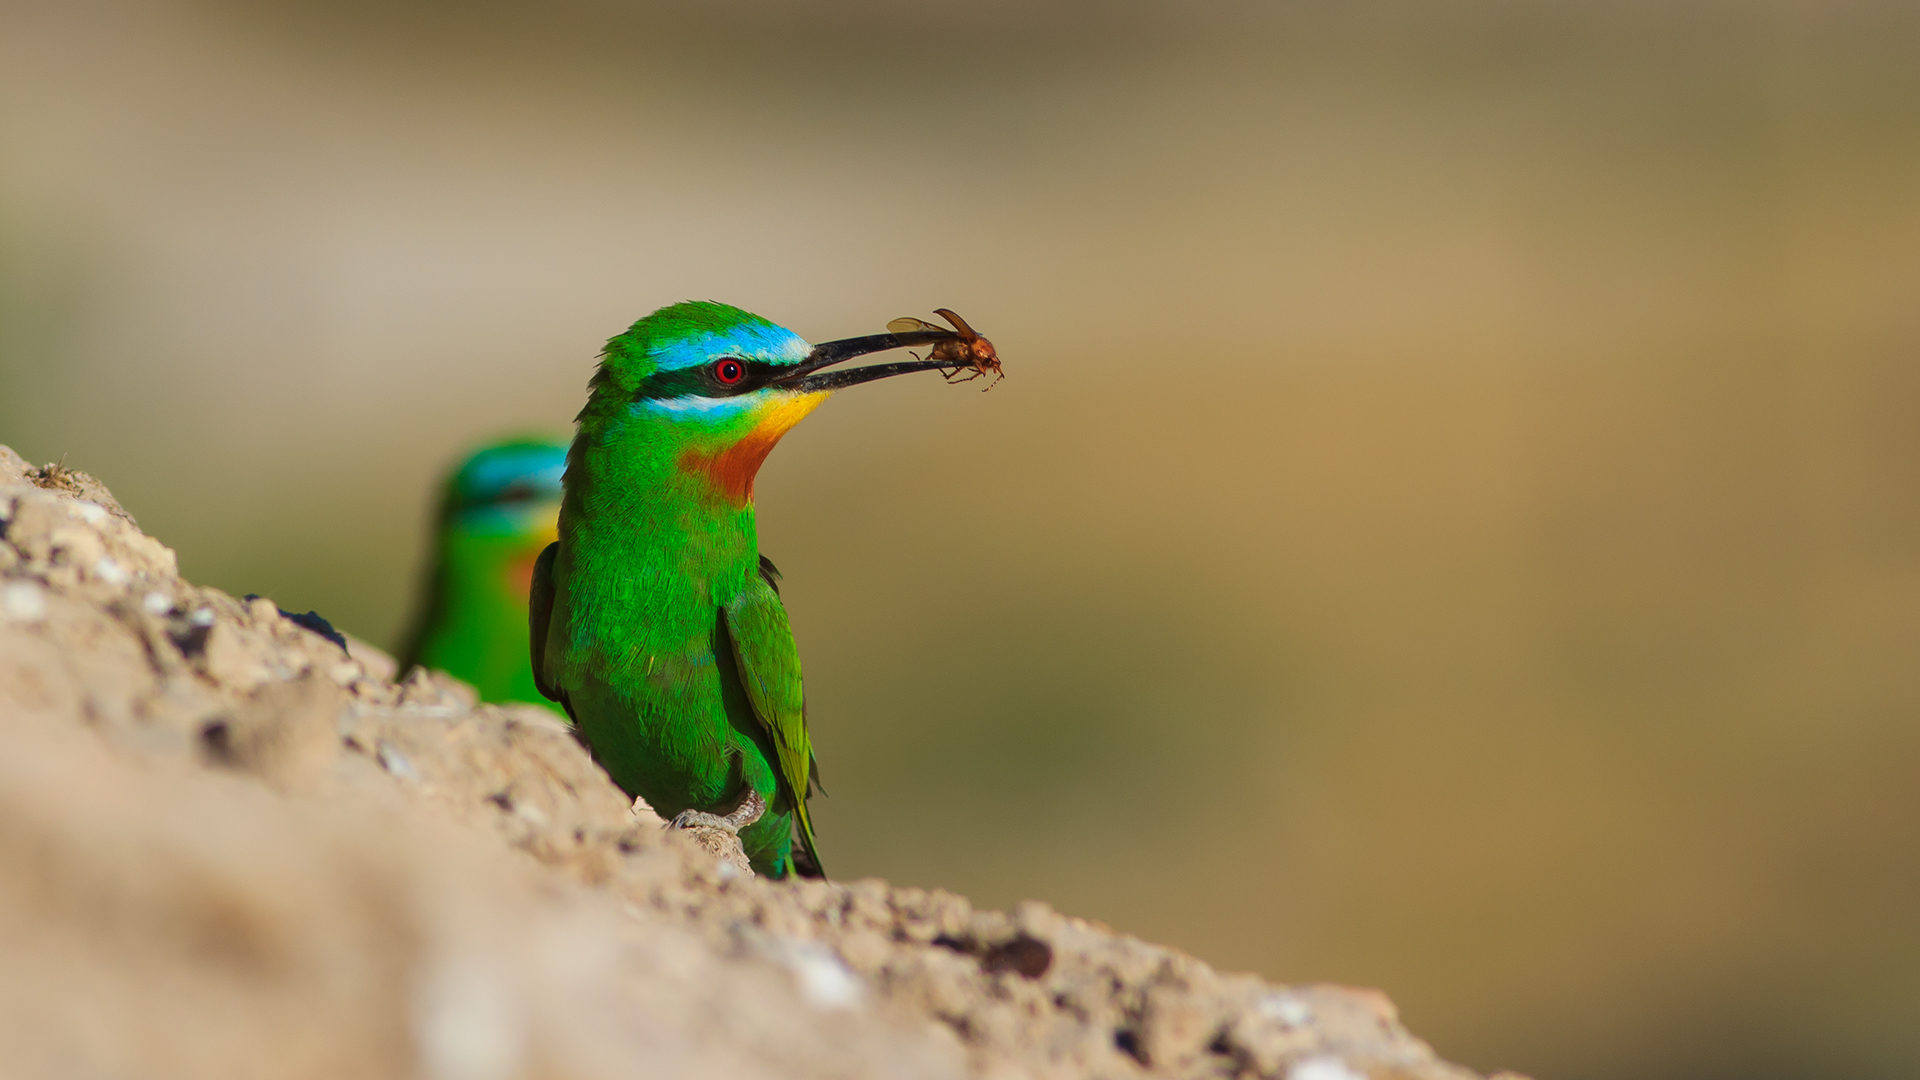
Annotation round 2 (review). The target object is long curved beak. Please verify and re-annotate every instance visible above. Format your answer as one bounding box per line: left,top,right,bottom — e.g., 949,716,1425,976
773,329,963,393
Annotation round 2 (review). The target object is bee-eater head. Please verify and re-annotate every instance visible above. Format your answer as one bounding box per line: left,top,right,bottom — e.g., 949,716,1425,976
582,300,965,504
442,437,567,540
432,436,568,604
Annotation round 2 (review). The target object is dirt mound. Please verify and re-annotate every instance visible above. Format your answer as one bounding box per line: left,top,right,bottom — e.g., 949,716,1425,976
0,444,1513,1080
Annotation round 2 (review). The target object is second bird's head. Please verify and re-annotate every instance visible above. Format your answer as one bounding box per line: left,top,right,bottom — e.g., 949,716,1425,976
577,301,962,505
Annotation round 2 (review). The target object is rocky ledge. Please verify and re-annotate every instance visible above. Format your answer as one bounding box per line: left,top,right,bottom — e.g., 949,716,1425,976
0,444,1519,1080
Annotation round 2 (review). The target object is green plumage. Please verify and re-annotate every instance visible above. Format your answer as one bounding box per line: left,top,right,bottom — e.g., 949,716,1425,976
400,437,567,713
531,303,826,878
532,299,974,877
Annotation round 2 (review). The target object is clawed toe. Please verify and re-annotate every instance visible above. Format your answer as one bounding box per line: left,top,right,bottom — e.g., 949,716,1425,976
665,787,768,837
669,809,739,835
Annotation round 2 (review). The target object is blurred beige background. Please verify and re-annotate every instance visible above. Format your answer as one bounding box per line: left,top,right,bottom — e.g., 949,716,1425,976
5,1,1919,1077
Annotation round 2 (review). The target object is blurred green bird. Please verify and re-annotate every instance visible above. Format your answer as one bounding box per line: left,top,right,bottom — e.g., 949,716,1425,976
399,437,569,712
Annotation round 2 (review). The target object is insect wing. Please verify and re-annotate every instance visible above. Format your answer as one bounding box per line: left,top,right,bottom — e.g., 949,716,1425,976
931,308,978,339
887,317,941,335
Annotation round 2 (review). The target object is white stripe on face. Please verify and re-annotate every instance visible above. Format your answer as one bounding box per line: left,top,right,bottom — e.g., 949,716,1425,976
631,388,773,419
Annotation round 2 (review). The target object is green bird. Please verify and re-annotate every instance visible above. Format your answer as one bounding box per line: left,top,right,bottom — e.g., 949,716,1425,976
530,301,982,879
399,437,569,712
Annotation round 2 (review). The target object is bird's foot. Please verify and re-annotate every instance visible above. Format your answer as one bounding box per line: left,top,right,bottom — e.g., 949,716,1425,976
668,787,766,836
666,789,763,878
669,809,736,833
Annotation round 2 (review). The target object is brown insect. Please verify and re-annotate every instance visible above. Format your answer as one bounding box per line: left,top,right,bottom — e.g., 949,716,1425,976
887,308,1003,390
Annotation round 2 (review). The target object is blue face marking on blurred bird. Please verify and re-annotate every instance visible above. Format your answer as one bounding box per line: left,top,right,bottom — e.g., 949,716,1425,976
451,439,568,535
457,443,567,504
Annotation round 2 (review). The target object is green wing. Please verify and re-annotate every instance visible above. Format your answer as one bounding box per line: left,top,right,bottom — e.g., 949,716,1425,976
528,541,561,705
722,559,823,874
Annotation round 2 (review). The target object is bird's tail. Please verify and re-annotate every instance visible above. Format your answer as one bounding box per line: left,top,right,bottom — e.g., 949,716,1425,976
790,797,825,879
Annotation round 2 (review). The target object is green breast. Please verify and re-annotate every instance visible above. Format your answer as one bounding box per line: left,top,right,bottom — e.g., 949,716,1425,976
409,508,561,712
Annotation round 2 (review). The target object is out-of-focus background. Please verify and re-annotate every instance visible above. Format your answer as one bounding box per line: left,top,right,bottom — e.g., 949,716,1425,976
4,1,1918,1077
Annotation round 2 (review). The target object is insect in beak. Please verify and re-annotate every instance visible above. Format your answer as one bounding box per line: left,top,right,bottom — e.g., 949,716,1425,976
886,309,1003,391
776,309,1001,393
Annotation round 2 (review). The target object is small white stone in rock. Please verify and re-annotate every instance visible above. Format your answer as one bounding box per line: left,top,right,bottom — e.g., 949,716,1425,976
143,590,173,615
1289,1056,1366,1080
2,581,48,623
71,501,107,525
93,556,128,586
329,660,362,685
1259,993,1314,1027
775,938,864,1011
378,742,420,781
629,794,668,825
189,607,215,627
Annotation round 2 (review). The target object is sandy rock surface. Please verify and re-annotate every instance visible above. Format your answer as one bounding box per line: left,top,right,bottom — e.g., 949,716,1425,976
0,445,1517,1080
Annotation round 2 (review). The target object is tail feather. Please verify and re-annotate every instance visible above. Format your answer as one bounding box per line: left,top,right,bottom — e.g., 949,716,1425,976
790,810,825,879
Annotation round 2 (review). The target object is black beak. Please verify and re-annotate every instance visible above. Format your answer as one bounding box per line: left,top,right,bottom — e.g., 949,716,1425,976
773,329,963,393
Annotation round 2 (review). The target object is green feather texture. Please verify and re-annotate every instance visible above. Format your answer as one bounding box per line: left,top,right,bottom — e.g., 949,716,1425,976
724,567,823,873
535,301,834,879
537,299,985,875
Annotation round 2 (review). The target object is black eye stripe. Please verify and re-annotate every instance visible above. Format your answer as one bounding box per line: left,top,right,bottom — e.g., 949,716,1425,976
635,357,785,400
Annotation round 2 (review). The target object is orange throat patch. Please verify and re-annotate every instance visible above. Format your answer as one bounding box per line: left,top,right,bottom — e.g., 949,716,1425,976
678,392,828,504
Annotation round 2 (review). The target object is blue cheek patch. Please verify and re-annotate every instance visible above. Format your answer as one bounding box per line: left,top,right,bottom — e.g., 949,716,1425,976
455,443,568,505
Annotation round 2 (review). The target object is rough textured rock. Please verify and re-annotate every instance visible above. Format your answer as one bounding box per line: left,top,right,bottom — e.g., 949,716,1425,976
0,445,1522,1080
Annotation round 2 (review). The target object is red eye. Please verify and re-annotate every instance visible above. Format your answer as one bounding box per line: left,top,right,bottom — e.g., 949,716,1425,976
712,358,746,386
